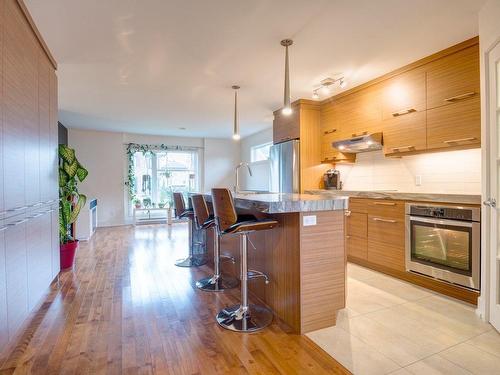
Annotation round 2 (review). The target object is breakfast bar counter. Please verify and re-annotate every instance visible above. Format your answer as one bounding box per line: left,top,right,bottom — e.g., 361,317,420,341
196,192,348,334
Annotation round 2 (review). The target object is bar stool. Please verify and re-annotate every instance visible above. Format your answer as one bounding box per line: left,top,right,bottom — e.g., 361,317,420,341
191,194,239,292
211,188,278,332
173,192,207,267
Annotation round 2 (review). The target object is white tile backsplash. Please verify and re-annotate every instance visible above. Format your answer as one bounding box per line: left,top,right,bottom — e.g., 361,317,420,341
336,148,481,194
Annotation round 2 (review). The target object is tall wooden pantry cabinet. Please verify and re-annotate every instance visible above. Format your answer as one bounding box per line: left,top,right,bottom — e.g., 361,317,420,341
0,0,59,353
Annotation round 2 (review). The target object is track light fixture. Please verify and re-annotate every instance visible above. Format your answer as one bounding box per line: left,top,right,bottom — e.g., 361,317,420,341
312,77,347,99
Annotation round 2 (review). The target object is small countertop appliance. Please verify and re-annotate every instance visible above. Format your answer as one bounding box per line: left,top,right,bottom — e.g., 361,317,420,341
323,169,342,190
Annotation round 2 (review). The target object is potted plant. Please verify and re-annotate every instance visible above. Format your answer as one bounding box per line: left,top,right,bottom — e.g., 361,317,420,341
133,199,142,209
59,145,88,270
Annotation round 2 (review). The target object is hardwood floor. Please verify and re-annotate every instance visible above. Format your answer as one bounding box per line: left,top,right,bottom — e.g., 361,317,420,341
0,224,349,374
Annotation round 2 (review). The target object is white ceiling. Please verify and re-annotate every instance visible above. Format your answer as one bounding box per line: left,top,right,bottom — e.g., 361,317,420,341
26,0,485,139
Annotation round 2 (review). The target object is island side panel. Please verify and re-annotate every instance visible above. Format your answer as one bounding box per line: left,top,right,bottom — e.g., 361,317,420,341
300,210,346,333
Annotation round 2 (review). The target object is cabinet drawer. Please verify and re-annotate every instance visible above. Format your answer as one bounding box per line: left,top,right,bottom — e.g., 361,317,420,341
367,240,405,272
426,96,480,150
368,215,405,247
346,236,368,260
367,200,405,219
346,212,367,238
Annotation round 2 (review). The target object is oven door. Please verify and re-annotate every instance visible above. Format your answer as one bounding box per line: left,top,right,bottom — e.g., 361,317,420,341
405,216,480,290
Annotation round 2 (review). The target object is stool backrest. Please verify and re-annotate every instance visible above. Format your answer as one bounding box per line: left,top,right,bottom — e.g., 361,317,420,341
211,188,237,232
191,194,210,227
172,192,186,217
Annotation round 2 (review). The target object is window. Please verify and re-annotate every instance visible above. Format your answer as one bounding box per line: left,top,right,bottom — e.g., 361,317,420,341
132,150,198,208
250,142,272,162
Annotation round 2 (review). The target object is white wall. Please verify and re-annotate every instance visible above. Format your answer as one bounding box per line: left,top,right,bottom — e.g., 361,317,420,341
240,128,273,191
335,148,481,194
68,128,240,227
203,138,241,191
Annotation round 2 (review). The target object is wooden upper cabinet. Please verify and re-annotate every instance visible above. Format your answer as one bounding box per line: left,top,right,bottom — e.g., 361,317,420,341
320,103,355,163
334,85,382,138
427,95,481,150
425,45,480,150
382,68,426,119
383,110,427,155
426,44,480,110
273,108,300,144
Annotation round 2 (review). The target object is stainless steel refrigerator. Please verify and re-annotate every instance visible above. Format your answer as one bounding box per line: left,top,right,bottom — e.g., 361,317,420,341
269,139,300,193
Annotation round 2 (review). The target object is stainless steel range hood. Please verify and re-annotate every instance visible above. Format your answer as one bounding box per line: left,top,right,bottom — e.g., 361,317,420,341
332,132,383,153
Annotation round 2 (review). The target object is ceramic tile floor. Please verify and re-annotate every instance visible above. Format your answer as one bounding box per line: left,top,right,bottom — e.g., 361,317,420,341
307,263,500,375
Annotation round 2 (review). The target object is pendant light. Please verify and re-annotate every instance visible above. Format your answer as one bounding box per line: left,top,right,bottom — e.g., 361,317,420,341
232,85,240,140
281,39,293,115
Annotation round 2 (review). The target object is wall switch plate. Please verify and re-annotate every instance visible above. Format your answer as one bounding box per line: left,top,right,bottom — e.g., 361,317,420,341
415,175,422,186
303,215,317,226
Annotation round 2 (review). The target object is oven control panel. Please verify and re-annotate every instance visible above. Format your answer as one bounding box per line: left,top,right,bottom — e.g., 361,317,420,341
408,204,479,222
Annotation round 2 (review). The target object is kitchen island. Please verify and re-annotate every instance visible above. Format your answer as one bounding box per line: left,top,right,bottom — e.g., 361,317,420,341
199,192,348,334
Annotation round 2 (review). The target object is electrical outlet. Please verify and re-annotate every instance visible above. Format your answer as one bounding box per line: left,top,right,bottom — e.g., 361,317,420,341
415,175,422,186
303,215,317,226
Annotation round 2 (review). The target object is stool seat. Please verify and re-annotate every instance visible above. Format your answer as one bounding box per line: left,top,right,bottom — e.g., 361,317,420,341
222,218,277,235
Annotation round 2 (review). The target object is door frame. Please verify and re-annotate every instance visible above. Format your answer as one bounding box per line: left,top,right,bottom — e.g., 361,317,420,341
479,36,500,324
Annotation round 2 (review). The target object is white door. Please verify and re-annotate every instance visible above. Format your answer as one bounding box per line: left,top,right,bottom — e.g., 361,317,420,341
487,42,500,331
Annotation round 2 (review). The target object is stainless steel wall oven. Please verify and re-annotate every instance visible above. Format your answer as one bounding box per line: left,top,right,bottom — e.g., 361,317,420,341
405,203,480,290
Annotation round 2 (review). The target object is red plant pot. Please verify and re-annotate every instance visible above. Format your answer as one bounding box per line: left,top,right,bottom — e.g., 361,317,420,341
60,240,78,270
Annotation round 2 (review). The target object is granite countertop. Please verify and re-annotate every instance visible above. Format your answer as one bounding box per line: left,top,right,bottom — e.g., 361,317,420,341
305,189,482,205
197,192,349,214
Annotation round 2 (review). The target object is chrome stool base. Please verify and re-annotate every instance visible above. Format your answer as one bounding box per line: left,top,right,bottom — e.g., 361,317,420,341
196,275,239,292
216,304,273,332
175,255,207,267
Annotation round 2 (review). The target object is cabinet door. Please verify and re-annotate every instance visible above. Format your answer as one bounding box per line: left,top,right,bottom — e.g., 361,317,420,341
335,85,382,138
39,51,52,202
346,236,368,260
5,219,28,339
346,212,367,238
3,1,27,210
427,95,481,150
0,227,8,352
273,110,300,144
24,33,40,206
26,213,52,310
383,111,426,155
382,68,426,119
49,71,59,200
51,208,60,278
426,44,480,110
320,103,356,163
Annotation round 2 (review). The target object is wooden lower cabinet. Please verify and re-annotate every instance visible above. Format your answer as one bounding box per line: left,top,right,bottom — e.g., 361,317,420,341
368,215,405,248
346,236,368,260
0,229,7,352
367,240,405,272
5,220,28,340
27,212,53,311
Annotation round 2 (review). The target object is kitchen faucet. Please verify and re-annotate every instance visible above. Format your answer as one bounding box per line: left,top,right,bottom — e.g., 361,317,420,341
235,162,253,193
